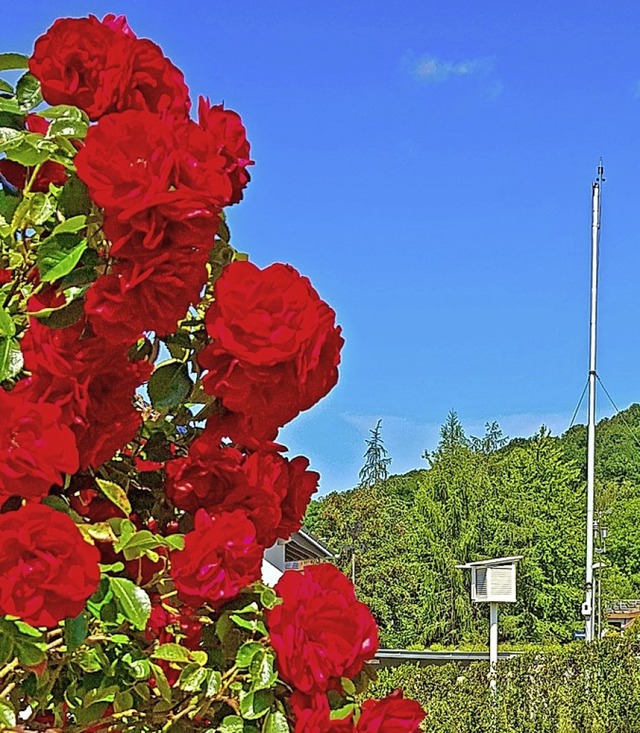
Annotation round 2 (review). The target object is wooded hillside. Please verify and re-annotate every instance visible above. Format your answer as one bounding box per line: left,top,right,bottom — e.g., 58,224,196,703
305,407,640,647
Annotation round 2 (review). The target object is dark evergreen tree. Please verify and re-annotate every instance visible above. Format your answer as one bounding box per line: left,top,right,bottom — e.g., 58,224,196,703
358,419,392,489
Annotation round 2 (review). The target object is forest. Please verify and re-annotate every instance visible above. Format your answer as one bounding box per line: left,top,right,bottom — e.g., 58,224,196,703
305,406,640,648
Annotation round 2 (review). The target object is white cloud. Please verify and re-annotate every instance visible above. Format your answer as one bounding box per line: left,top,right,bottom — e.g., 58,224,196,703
411,54,494,83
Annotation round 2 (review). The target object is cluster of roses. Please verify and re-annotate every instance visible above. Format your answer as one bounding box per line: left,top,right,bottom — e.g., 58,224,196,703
267,564,425,732
0,13,425,732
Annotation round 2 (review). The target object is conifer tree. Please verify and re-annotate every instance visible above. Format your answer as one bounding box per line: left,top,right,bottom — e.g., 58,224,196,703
358,419,392,488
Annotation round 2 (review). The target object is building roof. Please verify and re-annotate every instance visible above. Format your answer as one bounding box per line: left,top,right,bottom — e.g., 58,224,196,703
456,555,523,569
606,599,640,617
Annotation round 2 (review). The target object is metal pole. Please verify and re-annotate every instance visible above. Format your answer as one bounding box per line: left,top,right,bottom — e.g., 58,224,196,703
583,161,603,642
489,602,498,692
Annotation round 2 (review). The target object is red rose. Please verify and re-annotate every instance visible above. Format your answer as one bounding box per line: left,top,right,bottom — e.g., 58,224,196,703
103,203,217,262
0,269,11,285
16,317,151,469
29,16,134,120
76,111,235,229
165,438,246,516
85,248,209,344
123,38,191,121
204,262,325,366
165,432,318,545
356,691,425,733
291,691,355,733
274,454,319,538
0,504,100,627
0,388,78,502
266,564,379,694
195,97,253,205
199,262,343,441
75,110,182,214
170,509,263,609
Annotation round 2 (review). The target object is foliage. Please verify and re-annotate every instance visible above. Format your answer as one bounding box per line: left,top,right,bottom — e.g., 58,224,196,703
308,406,640,648
0,17,421,733
358,419,392,489
369,638,640,733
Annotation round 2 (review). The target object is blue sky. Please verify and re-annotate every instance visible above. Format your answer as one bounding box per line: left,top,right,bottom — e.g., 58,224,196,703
7,1,640,493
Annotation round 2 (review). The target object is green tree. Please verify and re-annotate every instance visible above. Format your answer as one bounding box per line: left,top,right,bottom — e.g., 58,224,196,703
358,419,392,489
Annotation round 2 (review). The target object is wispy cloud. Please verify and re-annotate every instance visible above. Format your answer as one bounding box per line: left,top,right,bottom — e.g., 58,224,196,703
412,55,493,83
405,52,502,99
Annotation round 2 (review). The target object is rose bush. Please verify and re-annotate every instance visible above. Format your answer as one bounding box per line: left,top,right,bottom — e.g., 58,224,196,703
0,14,424,733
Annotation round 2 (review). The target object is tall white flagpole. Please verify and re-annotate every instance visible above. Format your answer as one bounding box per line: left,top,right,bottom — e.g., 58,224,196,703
582,160,604,642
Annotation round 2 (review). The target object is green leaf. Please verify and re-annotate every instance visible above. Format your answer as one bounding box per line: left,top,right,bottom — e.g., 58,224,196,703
152,643,191,663
16,72,42,112
12,191,56,229
114,690,134,714
0,126,23,148
263,709,289,733
148,360,193,411
0,98,21,114
236,641,263,669
64,612,89,652
33,298,84,329
39,104,88,121
12,620,43,639
190,650,208,666
59,175,91,218
0,53,29,71
17,641,46,666
75,702,110,726
340,677,356,697
51,214,87,235
109,577,151,631
250,651,276,691
0,632,13,666
47,115,88,139
0,307,15,338
0,700,16,729
37,234,87,283
178,663,208,692
206,669,222,697
149,662,173,702
219,715,244,733
259,586,279,610
0,79,13,94
96,478,132,516
239,689,273,720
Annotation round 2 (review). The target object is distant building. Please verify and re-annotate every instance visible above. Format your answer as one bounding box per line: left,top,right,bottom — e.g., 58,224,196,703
606,599,640,632
262,529,334,586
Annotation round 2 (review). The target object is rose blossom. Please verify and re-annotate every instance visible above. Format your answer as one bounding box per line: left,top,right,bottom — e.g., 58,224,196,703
170,509,263,609
356,691,426,733
165,432,319,545
30,15,190,121
29,15,135,120
190,97,254,205
0,504,100,627
0,388,79,502
123,37,191,120
199,261,343,441
266,563,379,694
16,316,151,469
291,691,355,733
84,248,209,344
75,109,182,213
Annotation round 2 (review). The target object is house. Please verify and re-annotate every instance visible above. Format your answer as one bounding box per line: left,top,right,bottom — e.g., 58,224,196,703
262,529,335,586
606,599,640,632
